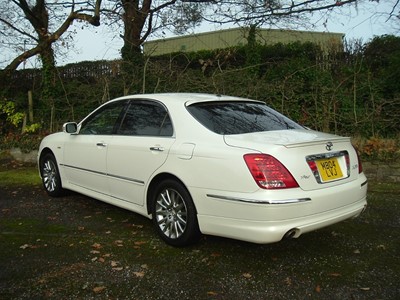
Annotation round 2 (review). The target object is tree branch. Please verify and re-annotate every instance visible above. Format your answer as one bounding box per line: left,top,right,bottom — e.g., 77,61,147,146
4,44,43,71
206,0,358,23
150,0,177,13
0,17,38,42
387,0,400,21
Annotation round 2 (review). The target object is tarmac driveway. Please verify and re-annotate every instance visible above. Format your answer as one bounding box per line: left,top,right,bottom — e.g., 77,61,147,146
0,177,399,299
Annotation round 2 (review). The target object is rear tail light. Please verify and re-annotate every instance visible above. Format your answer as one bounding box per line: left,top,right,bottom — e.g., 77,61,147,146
244,154,299,189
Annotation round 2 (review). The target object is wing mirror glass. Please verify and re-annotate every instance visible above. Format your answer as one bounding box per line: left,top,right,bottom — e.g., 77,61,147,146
63,122,78,134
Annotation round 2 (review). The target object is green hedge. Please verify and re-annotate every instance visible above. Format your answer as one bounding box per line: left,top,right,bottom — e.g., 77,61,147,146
1,36,399,139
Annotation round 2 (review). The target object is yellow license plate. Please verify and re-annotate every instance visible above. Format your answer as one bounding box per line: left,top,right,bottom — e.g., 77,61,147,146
316,157,343,182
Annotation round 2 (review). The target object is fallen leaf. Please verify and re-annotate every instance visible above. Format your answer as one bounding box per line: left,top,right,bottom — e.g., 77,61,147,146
84,215,92,219
353,249,361,254
328,273,341,277
91,257,98,262
112,267,124,271
111,261,119,267
284,277,292,286
98,257,105,263
92,243,102,249
114,240,124,247
134,241,146,246
377,244,386,250
90,250,100,254
243,273,252,279
133,271,145,278
207,291,218,296
20,244,30,250
93,286,106,293
315,285,321,293
360,287,371,291
141,264,148,269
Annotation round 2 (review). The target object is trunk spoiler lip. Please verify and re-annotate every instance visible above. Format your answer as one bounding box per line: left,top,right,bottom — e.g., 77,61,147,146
224,130,350,149
283,137,350,148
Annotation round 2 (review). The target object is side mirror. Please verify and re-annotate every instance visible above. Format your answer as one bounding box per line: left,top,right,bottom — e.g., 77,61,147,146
63,122,78,134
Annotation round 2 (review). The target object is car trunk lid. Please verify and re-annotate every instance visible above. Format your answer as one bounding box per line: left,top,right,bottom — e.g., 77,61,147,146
224,129,360,191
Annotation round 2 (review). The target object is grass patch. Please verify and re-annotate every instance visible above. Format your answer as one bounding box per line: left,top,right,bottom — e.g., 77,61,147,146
0,166,41,187
367,181,400,193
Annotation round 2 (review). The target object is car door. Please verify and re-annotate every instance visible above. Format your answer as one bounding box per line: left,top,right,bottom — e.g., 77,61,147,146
62,100,127,195
106,99,175,206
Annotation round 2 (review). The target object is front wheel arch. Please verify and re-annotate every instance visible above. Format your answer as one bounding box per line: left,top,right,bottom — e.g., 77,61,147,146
39,149,65,197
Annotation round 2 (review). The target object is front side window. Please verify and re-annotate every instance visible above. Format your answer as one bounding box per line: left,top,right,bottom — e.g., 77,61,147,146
117,100,173,136
79,101,126,135
187,101,302,135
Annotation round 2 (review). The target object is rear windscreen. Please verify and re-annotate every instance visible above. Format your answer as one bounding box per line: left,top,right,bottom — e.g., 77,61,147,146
187,101,303,135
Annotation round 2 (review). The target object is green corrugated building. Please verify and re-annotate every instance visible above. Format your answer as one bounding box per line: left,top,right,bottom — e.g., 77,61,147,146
143,27,344,56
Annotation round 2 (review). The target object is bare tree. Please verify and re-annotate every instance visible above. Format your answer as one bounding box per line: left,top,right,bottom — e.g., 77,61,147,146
0,0,104,131
0,0,102,72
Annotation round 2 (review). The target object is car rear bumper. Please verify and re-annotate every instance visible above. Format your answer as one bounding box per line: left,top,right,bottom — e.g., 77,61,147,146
198,197,366,243
193,175,368,244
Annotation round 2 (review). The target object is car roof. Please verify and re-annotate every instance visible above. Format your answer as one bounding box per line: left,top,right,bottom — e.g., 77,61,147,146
109,93,263,106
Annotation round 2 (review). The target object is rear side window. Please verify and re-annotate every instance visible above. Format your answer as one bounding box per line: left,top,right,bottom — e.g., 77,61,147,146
117,100,173,136
187,101,302,135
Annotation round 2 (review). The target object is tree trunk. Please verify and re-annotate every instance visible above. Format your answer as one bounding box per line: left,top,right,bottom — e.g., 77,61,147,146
40,42,57,131
120,0,151,94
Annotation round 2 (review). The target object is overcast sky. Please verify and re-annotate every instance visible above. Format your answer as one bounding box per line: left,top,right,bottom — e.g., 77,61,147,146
10,1,400,69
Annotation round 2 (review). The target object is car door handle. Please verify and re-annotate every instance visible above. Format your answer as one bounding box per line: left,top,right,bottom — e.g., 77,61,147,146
96,142,107,147
150,146,164,152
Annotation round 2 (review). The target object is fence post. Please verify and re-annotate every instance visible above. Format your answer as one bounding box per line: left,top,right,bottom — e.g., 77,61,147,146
28,90,33,123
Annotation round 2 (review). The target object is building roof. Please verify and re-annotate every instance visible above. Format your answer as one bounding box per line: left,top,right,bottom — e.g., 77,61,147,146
143,27,344,56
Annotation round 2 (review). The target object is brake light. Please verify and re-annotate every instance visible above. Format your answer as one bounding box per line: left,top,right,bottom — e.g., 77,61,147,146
244,154,299,189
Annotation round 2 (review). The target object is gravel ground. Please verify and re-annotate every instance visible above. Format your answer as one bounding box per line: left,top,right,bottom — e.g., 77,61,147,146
0,160,399,299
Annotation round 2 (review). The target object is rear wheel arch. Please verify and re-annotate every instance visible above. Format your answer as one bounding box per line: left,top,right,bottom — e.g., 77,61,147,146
146,173,194,214
147,173,201,246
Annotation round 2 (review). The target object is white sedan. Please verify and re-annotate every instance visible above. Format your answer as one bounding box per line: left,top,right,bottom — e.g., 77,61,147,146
38,93,368,246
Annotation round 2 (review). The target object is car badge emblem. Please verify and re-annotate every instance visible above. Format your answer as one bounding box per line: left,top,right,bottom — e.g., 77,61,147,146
326,142,333,151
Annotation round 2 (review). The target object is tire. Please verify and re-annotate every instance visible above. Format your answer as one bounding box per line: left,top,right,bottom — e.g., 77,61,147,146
151,179,200,247
40,153,65,197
